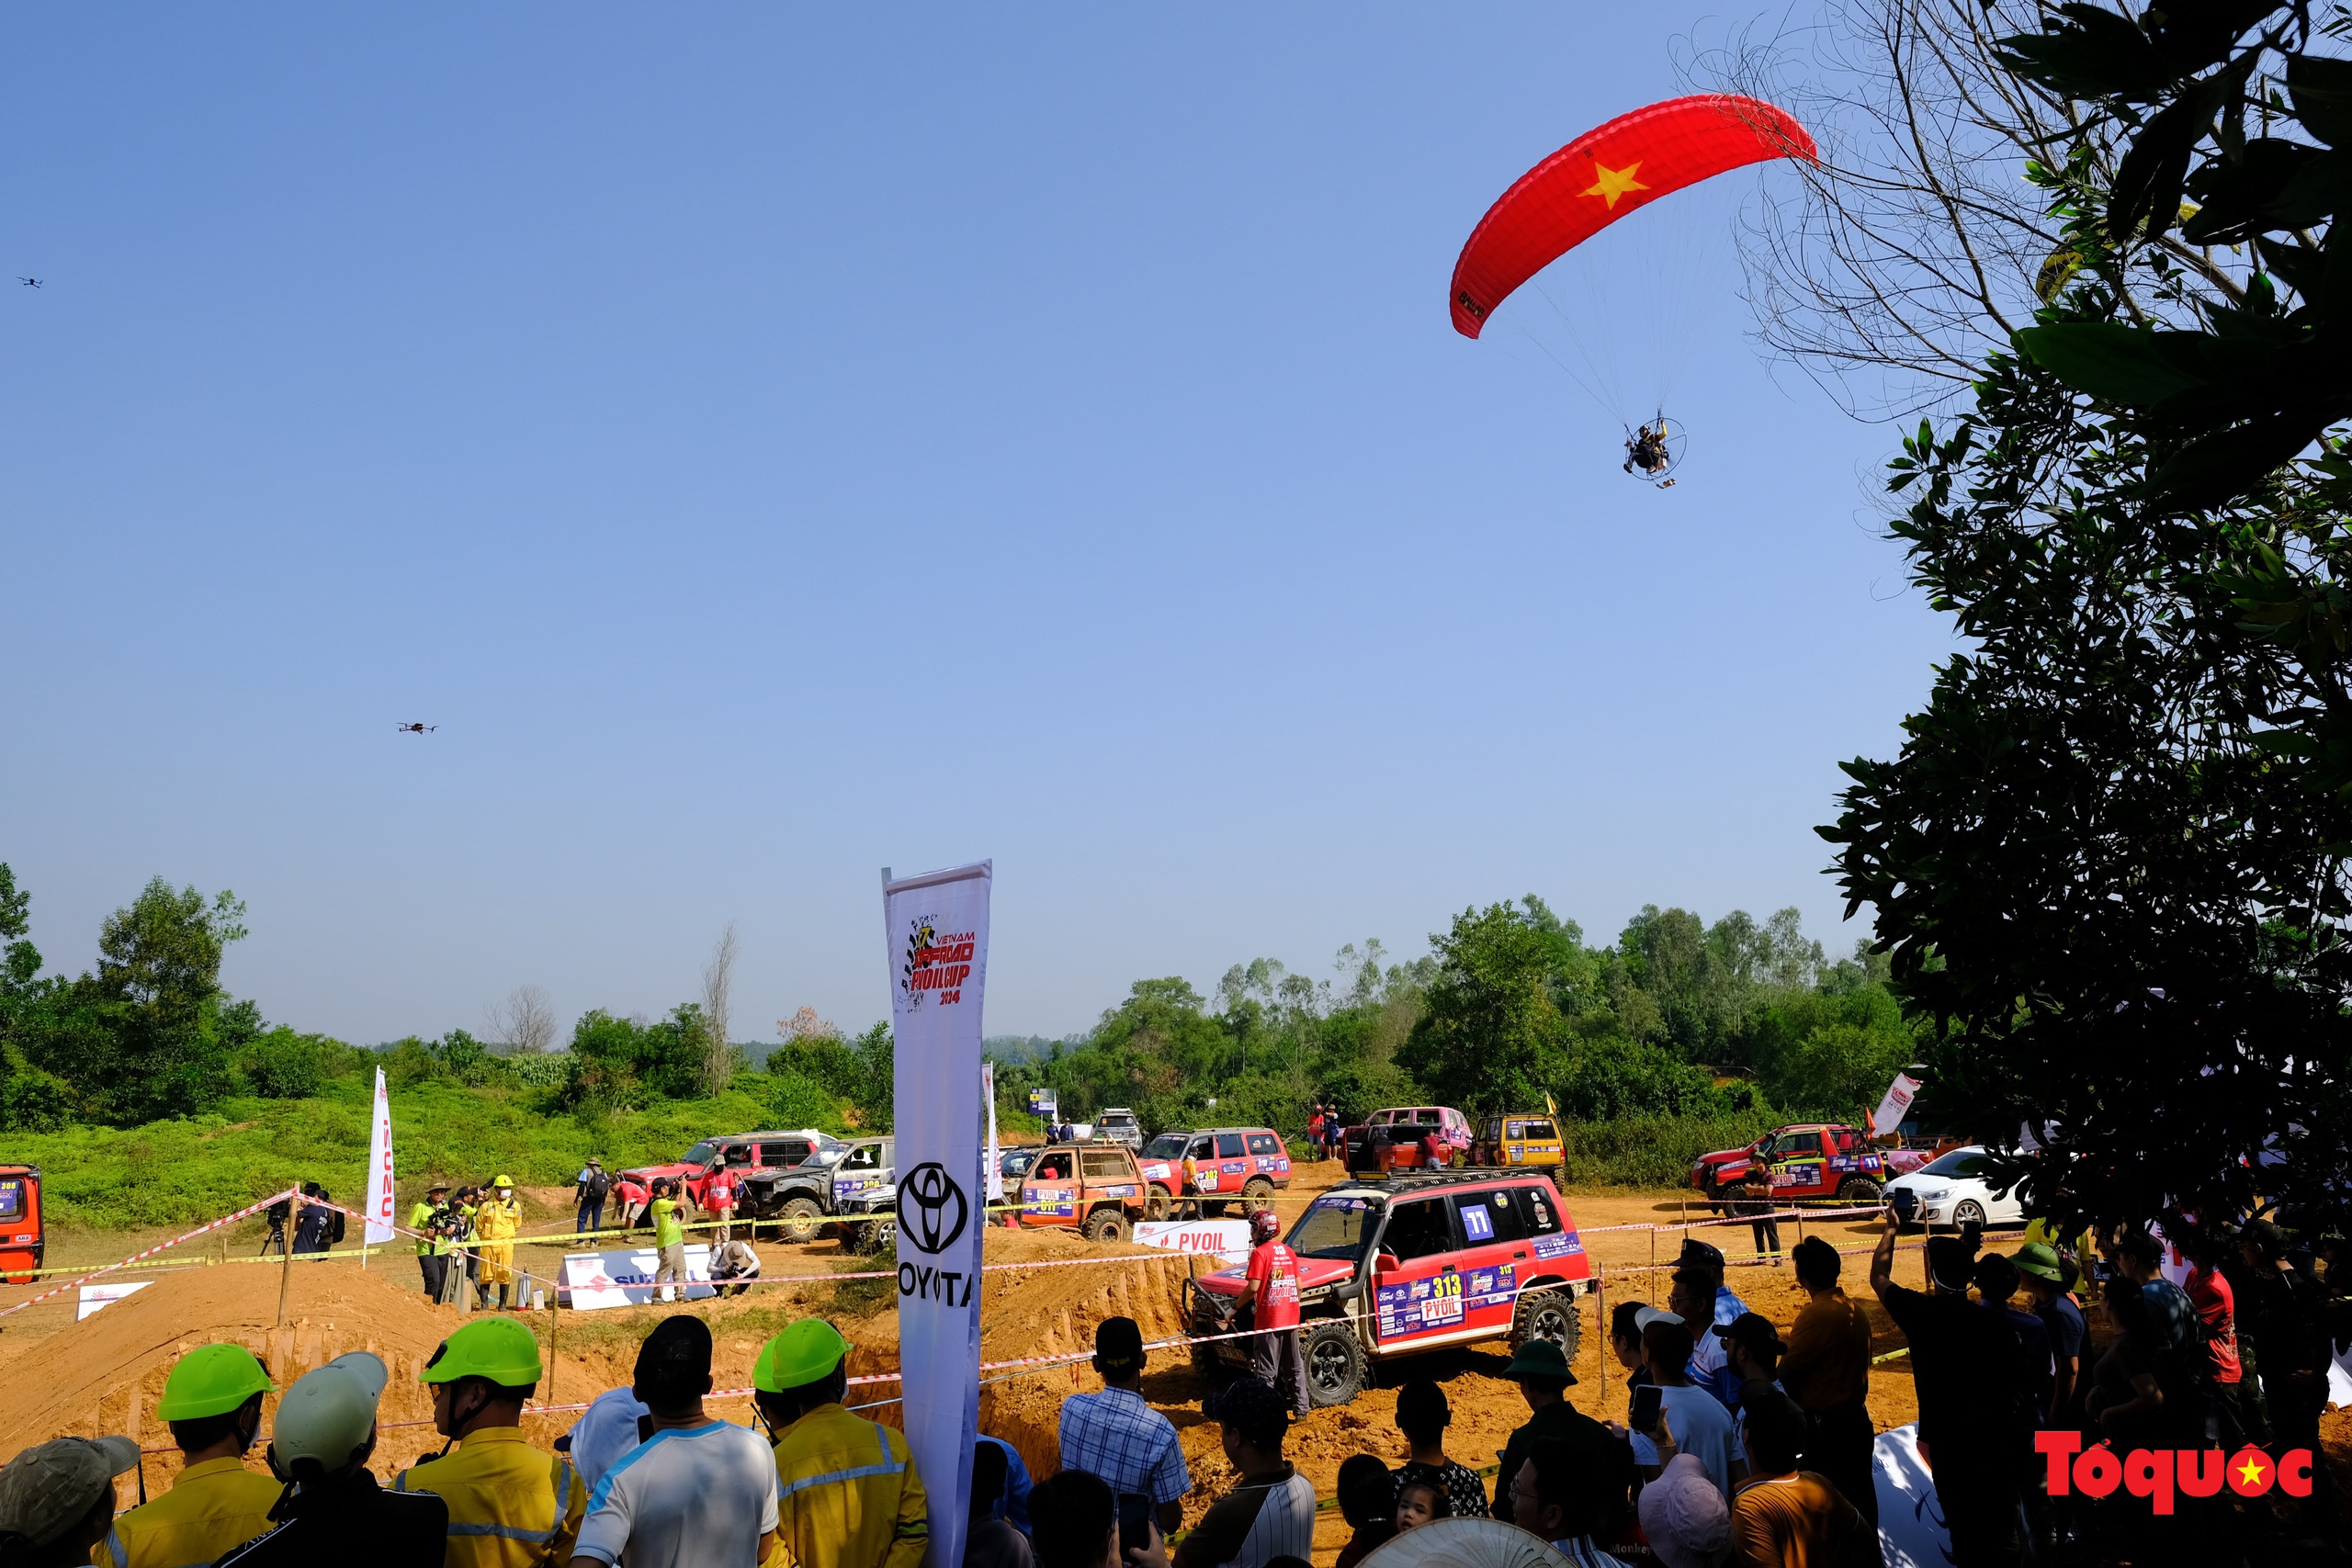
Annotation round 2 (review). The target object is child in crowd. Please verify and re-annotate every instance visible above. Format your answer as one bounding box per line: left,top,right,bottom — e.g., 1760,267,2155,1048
1332,1457,1395,1568
1393,1477,1449,1533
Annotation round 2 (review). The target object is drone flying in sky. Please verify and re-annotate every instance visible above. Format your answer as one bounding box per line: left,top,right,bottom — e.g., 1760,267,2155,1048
395,723,436,735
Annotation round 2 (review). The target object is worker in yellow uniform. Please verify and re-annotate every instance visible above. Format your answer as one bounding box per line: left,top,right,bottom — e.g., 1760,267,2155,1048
100,1343,284,1567
394,1316,584,1567
752,1319,928,1568
475,1177,524,1311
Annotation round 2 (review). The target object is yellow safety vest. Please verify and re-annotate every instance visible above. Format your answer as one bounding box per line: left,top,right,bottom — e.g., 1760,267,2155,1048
99,1456,283,1568
771,1404,928,1568
410,1201,437,1257
395,1427,584,1568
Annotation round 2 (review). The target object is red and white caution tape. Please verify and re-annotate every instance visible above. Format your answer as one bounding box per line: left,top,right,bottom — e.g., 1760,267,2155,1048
0,1188,298,1321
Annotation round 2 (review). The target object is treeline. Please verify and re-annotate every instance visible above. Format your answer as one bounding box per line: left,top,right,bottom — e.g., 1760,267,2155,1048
988,897,1924,1155
2,865,1920,1191
0,864,890,1136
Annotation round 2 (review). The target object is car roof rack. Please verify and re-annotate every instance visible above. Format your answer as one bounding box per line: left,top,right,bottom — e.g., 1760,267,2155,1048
1379,1168,1537,1195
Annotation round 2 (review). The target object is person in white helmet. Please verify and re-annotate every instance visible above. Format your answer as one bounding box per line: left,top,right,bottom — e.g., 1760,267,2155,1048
212,1352,447,1567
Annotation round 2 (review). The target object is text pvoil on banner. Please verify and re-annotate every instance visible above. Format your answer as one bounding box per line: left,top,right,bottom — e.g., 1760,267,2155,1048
886,861,990,1568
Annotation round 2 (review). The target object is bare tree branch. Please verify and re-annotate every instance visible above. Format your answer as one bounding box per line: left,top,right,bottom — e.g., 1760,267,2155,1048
484,984,557,1055
702,921,740,1092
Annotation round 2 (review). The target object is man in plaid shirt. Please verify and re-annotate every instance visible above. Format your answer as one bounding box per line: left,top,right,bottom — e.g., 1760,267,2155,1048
1057,1317,1190,1535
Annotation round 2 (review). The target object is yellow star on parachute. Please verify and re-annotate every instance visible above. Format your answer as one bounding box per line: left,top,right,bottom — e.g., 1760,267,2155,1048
2235,1455,2267,1486
1580,160,1650,209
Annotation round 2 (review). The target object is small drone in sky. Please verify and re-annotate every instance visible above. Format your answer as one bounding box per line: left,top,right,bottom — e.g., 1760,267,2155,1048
17,278,39,288
395,722,436,735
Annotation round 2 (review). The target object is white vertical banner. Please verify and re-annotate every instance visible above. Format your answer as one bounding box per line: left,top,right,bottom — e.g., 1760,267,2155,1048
982,1061,1004,1205
364,1067,397,1245
885,861,990,1568
1871,1071,1921,1136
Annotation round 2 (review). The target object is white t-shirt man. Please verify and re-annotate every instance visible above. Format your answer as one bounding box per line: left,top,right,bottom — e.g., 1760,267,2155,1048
1628,1384,1747,1497
573,1418,778,1568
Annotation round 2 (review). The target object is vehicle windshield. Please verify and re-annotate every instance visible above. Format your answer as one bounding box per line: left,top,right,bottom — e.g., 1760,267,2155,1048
1102,1112,1136,1126
1288,1193,1384,1262
678,1141,723,1168
1000,1149,1035,1175
1920,1147,1989,1178
804,1147,844,1167
1142,1134,1190,1159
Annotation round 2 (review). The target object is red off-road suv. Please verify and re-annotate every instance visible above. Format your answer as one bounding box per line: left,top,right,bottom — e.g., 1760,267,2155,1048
1187,1169,1593,1406
622,1131,841,1216
1689,1122,1887,1209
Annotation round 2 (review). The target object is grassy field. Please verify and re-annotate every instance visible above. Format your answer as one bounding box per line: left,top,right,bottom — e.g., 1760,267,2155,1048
8,1072,831,1230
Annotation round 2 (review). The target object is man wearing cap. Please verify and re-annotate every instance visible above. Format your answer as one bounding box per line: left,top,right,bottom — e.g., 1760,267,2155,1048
2012,1242,2084,1429
751,1318,926,1568
1869,1210,2024,1566
101,1343,283,1568
412,1184,452,1301
395,1317,586,1568
1058,1317,1188,1536
1779,1235,1876,1530
1176,1378,1313,1568
217,1352,449,1566
572,1316,778,1568
575,1158,612,1235
1241,1210,1307,1416
0,1434,142,1567
1666,1240,1748,1414
476,1179,525,1312
1489,1338,1632,1537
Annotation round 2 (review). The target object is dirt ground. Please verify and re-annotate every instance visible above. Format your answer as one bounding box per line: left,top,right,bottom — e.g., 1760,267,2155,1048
1,1163,2343,1559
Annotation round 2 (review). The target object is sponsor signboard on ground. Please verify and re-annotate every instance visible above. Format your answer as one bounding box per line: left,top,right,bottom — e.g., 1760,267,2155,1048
76,1281,152,1320
559,1246,715,1309
1131,1218,1251,1264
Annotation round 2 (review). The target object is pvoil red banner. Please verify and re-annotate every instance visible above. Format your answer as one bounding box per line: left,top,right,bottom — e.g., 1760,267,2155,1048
884,861,991,1568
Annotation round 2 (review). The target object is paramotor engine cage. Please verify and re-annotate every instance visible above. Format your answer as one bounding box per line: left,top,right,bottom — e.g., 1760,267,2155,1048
1623,413,1686,482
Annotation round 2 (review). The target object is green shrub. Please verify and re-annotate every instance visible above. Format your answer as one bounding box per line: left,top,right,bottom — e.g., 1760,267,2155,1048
1557,1105,1786,1188
241,1028,338,1099
767,1071,844,1132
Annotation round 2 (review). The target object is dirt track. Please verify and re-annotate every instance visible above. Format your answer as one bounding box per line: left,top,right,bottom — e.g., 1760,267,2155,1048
0,1165,2342,1558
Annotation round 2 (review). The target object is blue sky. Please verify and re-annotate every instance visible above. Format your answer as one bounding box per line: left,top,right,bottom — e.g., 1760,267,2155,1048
1,7,1954,1045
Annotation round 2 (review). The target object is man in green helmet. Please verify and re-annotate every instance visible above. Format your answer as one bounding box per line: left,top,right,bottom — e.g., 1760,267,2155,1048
99,1343,284,1568
752,1318,927,1568
396,1316,585,1568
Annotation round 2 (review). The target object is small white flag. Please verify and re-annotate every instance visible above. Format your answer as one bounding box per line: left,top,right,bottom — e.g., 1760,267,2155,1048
982,1061,1004,1205
364,1067,397,1245
1871,1071,1921,1137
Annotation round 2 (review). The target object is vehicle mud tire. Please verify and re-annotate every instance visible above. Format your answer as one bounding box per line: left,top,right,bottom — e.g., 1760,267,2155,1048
776,1198,824,1246
1837,1178,1884,1204
1242,1179,1275,1213
1303,1322,1367,1407
1081,1207,1131,1244
855,1216,897,1254
1510,1289,1581,1359
1147,1187,1172,1222
1952,1199,1986,1229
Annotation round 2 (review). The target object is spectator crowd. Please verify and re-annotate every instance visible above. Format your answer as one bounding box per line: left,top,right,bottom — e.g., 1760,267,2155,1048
0,1196,2341,1568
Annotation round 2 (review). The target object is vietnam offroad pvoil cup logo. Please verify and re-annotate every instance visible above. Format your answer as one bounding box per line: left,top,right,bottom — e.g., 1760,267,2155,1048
899,917,977,1009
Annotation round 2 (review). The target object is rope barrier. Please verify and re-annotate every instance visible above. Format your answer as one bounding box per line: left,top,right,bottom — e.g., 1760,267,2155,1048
0,1190,296,1320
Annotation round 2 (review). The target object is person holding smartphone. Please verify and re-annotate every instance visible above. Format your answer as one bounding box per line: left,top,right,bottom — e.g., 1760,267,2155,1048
1605,1318,1747,1498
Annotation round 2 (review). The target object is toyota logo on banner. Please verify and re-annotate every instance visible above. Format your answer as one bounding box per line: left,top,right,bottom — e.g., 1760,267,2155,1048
900,1162,969,1255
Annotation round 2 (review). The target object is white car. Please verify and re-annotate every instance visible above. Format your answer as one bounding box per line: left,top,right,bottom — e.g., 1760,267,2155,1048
1884,1145,2027,1230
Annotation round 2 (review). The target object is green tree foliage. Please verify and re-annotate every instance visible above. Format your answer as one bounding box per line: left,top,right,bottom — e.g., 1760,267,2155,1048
1400,901,1583,1115
1826,2,2352,1228
559,1005,715,1110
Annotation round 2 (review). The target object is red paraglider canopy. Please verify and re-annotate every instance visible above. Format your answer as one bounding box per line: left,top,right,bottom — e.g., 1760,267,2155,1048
1449,95,1815,339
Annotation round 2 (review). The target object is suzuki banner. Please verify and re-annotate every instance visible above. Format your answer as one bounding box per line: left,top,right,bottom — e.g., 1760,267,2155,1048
364,1067,397,1246
886,861,990,1568
1871,1071,1921,1137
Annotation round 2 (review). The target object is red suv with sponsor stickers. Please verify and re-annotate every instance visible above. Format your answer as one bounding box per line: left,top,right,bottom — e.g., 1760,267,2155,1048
1186,1170,1591,1406
1136,1128,1293,1217
1018,1142,1155,1241
1689,1122,1887,1208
